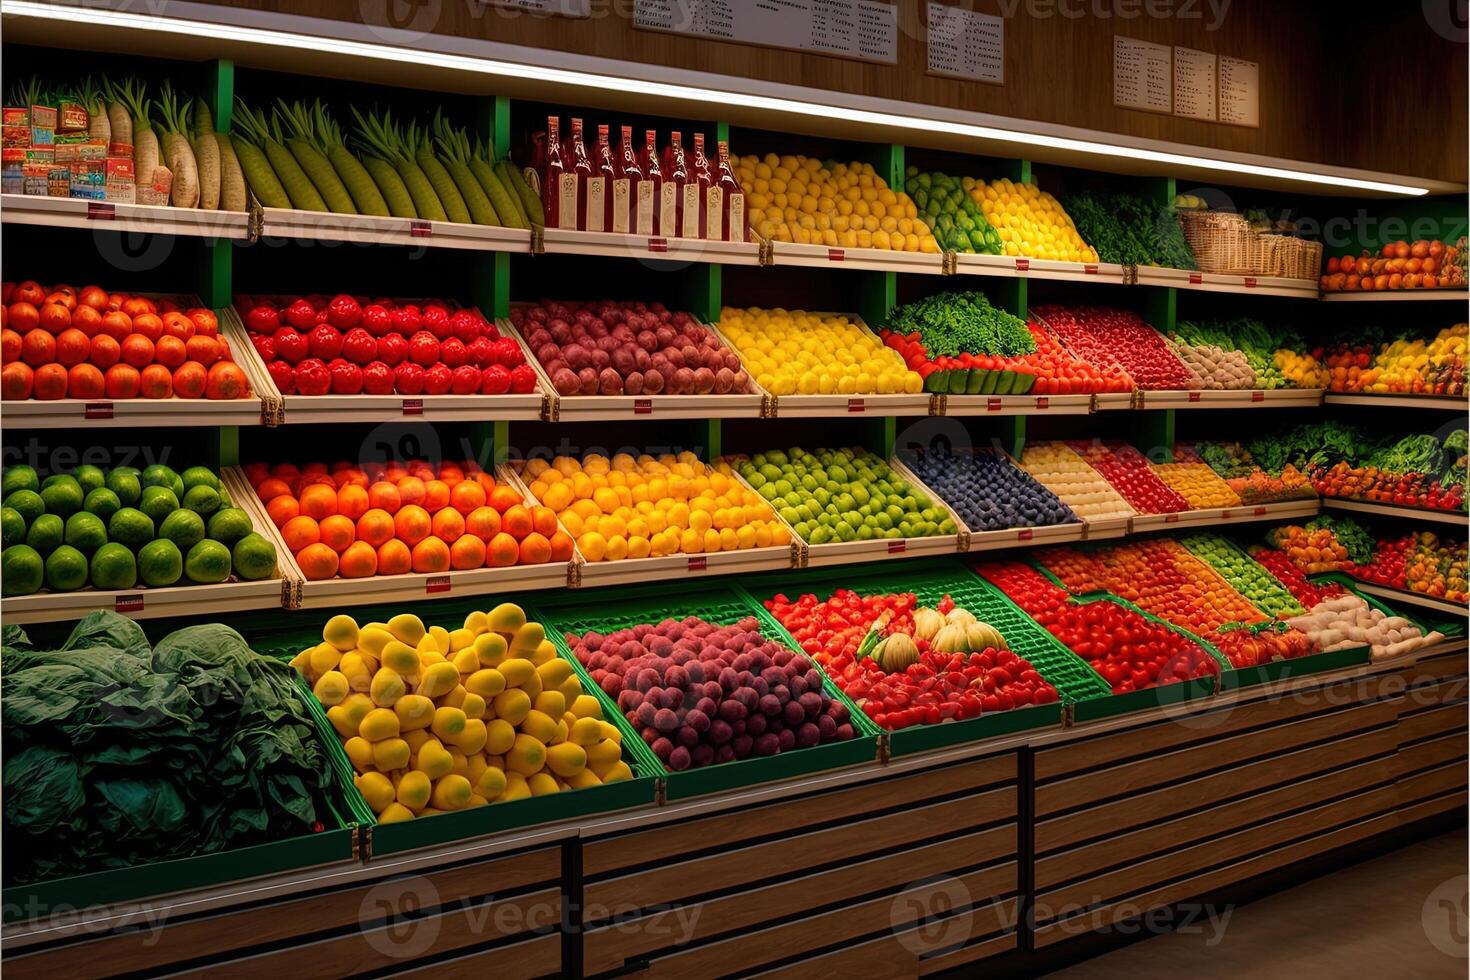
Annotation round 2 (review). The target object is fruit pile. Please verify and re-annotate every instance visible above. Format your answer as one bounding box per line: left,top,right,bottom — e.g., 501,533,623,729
1026,319,1135,395
735,154,940,253
1180,533,1306,618
1034,305,1194,390
569,614,856,769
882,291,1038,395
717,307,922,397
1,462,276,596
1274,348,1331,389
1309,426,1467,512
510,300,749,398
1263,522,1354,574
735,447,957,546
292,605,632,821
1171,318,1304,390
978,561,1219,692
247,459,569,581
1037,540,1316,667
238,293,536,397
1245,546,1347,609
764,589,1058,729
1148,462,1242,510
904,170,1003,255
520,452,789,562
1286,594,1442,661
902,447,1076,533
1349,530,1468,604
1017,443,1135,522
1180,443,1317,505
1321,239,1466,293
2,281,248,401
1315,323,1466,397
1067,441,1190,515
925,173,1097,262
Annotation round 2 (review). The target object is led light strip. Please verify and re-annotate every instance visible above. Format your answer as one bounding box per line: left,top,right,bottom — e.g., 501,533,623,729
3,0,1432,197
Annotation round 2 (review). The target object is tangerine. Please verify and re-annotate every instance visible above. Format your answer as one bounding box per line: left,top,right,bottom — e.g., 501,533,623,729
281,515,321,552
339,540,378,578
502,505,534,539
411,535,451,573
394,504,432,545
337,484,370,521
397,476,427,506
256,477,293,503
487,532,520,567
450,480,486,514
299,483,339,520
356,508,396,547
430,507,465,543
549,530,575,562
266,494,300,528
296,542,340,580
367,481,401,513
465,506,501,541
376,538,412,575
422,479,451,512
518,532,551,564
319,514,356,553
531,506,559,538
489,485,523,512
449,534,486,570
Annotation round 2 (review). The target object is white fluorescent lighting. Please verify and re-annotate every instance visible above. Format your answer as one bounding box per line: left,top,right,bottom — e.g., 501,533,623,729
4,1,1431,197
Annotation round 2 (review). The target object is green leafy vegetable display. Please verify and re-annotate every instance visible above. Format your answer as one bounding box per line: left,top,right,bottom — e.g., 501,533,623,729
2,614,340,885
1064,190,1196,269
1174,317,1306,389
1245,421,1377,475
1305,514,1376,565
887,291,1036,358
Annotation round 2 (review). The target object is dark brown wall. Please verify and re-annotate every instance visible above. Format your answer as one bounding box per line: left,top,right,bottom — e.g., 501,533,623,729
202,0,1466,182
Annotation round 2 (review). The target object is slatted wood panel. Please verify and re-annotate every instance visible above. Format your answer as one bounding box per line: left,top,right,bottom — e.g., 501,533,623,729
383,933,561,980
5,849,562,980
749,913,1018,980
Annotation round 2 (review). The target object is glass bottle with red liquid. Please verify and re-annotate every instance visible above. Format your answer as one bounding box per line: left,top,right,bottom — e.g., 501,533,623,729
613,125,644,236
716,139,746,243
542,116,578,231
688,132,713,240
663,131,691,239
587,123,612,233
640,129,667,237
567,118,595,231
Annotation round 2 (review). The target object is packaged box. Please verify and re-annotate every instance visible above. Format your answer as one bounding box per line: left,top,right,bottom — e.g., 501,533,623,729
2,107,29,127
105,156,136,203
49,165,71,197
29,104,57,131
58,101,88,133
30,127,54,147
108,139,133,159
1,126,28,148
71,162,104,199
78,141,106,162
23,147,54,167
2,147,23,194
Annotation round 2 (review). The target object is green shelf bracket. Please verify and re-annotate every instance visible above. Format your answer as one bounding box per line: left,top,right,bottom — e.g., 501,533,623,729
491,95,511,158
682,264,722,323
473,252,510,320
868,416,897,457
716,121,731,145
1144,282,1175,333
212,426,240,469
884,144,905,190
859,271,896,331
1132,410,1175,462
704,419,722,459
205,59,234,134
996,277,1028,322
199,240,232,310
474,420,510,467
1008,159,1032,185
998,417,1026,460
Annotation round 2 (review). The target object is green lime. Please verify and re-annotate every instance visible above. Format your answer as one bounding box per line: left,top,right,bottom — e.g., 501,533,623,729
83,487,122,521
25,514,64,555
90,542,138,590
181,484,220,516
39,477,84,517
105,470,142,507
107,508,155,550
73,464,106,495
232,533,278,581
206,507,253,546
184,539,232,584
218,488,233,508
64,512,108,554
158,509,206,549
137,539,182,587
141,464,184,499
1,544,44,595
5,489,45,525
181,465,220,491
2,465,39,497
44,545,88,591
1,507,24,548
139,486,180,524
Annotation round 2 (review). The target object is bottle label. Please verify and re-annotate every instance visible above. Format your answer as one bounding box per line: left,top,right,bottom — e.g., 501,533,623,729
585,176,605,232
727,192,746,243
556,173,578,230
705,186,723,243
612,178,631,234
661,183,679,238
636,181,655,236
682,183,701,238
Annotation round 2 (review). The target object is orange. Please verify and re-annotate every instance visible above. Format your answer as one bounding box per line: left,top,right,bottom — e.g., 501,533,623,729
450,480,486,515
474,472,497,497
422,479,451,512
549,530,575,562
367,481,401,513
487,532,520,567
300,473,337,492
394,504,432,546
281,515,321,553
301,461,329,478
518,532,551,565
449,534,486,570
382,463,408,483
376,538,412,575
256,477,293,503
319,514,356,553
244,461,270,487
430,506,465,543
397,476,427,506
411,536,451,573
270,462,302,483
489,485,523,513
339,540,378,578
407,462,435,482
465,506,501,541
356,508,396,547
439,462,465,484
531,506,559,538
266,494,300,529
296,542,339,581
337,484,370,521
502,505,534,540
299,483,339,521
333,466,369,489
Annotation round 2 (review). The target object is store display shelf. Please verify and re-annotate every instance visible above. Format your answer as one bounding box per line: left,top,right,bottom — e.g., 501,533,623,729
1350,582,1468,619
539,227,760,264
1080,516,1132,540
0,394,273,428
1135,388,1324,409
1128,498,1321,533
941,392,1094,416
766,239,946,274
766,392,933,418
569,546,796,588
953,253,1129,284
259,207,532,252
1321,498,1469,526
0,193,252,239
963,521,1086,553
1323,393,1470,411
1321,289,1470,303
1136,266,1321,299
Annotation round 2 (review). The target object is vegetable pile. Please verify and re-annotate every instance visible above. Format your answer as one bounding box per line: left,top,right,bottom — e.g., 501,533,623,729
1172,318,1306,390
1315,322,1466,396
1263,522,1354,574
3,613,337,884
1180,533,1306,618
1018,444,1135,522
1067,441,1191,514
1062,191,1195,269
883,291,1038,395
1178,442,1317,505
905,171,1098,262
1247,547,1347,609
2,282,249,402
901,447,1077,533
1286,596,1442,661
1033,305,1195,390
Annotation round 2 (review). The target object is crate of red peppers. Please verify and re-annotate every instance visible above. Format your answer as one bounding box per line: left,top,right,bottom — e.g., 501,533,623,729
233,293,545,423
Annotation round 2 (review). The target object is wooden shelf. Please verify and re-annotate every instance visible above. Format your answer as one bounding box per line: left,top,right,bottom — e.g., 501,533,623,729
940,392,1094,417
1321,498,1468,526
1321,290,1470,303
540,228,760,265
0,194,251,239
260,207,532,252
952,254,1129,285
1129,498,1321,533
766,240,945,274
1136,266,1321,299
1352,582,1467,618
1323,393,1469,411
1135,388,1324,409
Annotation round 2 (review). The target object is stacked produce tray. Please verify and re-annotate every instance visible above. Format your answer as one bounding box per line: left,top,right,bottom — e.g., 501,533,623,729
533,585,882,799
259,206,533,252
897,448,1086,552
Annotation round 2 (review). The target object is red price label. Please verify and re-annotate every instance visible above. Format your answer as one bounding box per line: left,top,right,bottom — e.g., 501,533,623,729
1243,277,1258,288
409,220,432,238
1250,390,1265,402
647,237,669,253
1084,264,1099,275
847,398,865,413
87,202,116,220
1015,258,1030,272
887,540,907,554
1187,391,1203,402
633,399,653,415
987,397,1003,411
687,556,707,571
1253,507,1268,517
84,402,114,420
115,594,144,612
401,398,424,416
1189,272,1203,285
828,248,846,262
1221,510,1233,520
1035,396,1049,409
1017,529,1034,541
425,575,451,594
1164,513,1181,523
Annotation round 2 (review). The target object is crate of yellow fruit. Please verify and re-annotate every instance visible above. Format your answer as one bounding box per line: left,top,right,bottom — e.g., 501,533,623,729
507,454,799,588
289,603,655,855
735,154,946,274
950,178,1122,284
714,307,932,418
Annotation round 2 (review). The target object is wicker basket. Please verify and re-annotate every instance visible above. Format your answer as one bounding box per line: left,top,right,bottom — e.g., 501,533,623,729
1261,235,1323,280
1179,210,1257,275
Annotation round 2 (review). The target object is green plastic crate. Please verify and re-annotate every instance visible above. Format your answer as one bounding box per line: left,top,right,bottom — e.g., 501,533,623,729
531,585,882,800
741,559,1090,756
1179,532,1310,619
1313,572,1466,638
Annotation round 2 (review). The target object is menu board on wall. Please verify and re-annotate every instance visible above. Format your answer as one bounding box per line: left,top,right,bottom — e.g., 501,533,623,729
1113,36,1172,115
482,0,590,14
1218,56,1261,127
1173,46,1217,121
926,2,1004,84
634,0,899,65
